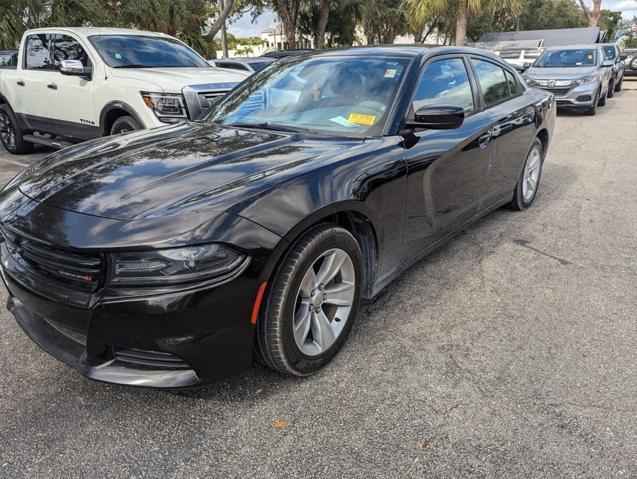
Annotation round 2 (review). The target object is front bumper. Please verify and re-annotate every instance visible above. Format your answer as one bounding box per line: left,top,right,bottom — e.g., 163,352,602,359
1,250,262,388
533,81,599,108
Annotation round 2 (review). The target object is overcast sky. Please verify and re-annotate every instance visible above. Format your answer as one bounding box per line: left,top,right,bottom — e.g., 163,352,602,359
226,1,637,38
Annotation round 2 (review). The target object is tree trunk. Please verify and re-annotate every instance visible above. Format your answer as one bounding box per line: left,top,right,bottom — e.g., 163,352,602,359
273,0,297,48
314,0,331,49
578,0,602,27
208,0,235,40
455,4,468,46
219,0,229,57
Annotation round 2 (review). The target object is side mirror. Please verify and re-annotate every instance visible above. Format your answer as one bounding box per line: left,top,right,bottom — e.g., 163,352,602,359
60,59,92,79
620,54,627,61
601,60,614,68
522,62,532,71
406,105,465,131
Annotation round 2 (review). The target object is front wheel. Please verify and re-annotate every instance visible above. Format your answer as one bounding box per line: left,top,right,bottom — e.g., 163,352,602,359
255,224,363,376
0,104,33,155
614,77,622,92
598,87,607,106
507,138,543,211
584,90,599,116
110,115,141,135
607,79,615,98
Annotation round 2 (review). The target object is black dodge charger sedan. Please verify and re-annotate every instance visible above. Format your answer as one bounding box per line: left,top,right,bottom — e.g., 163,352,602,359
0,47,555,388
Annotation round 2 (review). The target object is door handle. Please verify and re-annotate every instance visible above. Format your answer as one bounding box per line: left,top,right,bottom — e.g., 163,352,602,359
478,133,491,149
47,83,58,90
16,80,25,86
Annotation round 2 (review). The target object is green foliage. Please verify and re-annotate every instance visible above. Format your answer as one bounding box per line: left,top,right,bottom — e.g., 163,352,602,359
597,10,621,41
516,0,586,31
298,0,364,46
363,0,408,44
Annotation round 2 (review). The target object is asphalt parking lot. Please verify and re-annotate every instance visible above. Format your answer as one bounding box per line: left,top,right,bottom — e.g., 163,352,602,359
1,83,636,479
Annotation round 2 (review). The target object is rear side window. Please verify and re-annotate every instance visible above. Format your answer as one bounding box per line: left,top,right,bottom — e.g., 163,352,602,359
413,58,474,114
505,70,518,95
25,34,52,70
471,59,510,107
50,34,91,69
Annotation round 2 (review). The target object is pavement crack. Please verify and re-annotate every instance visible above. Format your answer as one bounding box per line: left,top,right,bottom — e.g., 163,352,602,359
513,238,574,266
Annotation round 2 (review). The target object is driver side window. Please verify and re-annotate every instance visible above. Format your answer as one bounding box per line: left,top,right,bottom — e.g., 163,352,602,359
413,58,474,114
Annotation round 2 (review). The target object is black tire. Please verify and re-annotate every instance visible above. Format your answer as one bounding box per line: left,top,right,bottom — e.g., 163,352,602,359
584,90,599,116
507,138,543,211
255,224,363,376
598,87,607,106
614,77,622,92
0,104,33,155
110,115,141,135
607,79,615,98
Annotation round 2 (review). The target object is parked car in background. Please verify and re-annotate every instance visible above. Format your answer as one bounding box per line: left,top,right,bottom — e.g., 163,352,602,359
0,50,18,68
208,56,275,74
601,43,626,95
0,46,555,387
0,27,249,154
523,45,613,115
262,49,314,59
624,48,637,77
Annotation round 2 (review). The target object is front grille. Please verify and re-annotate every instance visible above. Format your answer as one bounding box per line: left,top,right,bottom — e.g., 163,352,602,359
114,348,190,370
544,87,571,97
0,226,102,291
198,91,228,110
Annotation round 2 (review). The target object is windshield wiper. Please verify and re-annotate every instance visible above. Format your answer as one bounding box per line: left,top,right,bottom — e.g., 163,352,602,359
112,64,149,69
225,122,305,133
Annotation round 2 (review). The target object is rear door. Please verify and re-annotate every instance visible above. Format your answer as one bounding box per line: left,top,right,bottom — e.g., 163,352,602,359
48,33,99,140
468,57,537,206
401,55,495,261
15,33,57,133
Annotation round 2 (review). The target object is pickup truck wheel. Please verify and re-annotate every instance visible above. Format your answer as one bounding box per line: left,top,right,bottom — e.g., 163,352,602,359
110,115,141,135
0,105,33,155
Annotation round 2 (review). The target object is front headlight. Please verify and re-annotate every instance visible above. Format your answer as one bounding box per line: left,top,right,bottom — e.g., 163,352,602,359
141,92,188,121
110,244,247,286
575,75,597,85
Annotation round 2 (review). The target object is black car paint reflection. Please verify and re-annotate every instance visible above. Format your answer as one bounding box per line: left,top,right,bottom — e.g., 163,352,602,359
0,46,555,387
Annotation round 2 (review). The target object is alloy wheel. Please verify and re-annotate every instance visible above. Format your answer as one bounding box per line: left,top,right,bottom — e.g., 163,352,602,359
0,111,16,151
522,147,541,202
292,248,356,356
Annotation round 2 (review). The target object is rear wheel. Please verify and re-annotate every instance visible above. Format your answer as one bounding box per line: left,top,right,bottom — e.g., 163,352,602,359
507,138,543,211
255,224,363,376
0,104,33,155
614,76,622,92
110,115,141,135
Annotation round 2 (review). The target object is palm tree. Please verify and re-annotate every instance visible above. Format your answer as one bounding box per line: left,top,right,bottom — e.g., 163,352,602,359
407,0,522,46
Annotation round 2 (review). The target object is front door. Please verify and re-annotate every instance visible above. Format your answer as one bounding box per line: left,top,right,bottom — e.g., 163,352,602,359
47,33,99,140
16,33,56,134
401,56,495,262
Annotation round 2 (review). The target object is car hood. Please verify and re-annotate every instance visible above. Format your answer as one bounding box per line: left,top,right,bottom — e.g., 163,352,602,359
108,67,249,93
15,122,345,221
525,66,599,80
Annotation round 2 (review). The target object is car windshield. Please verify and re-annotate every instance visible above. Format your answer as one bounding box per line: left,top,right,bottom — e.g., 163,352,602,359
204,56,410,137
534,49,597,68
603,46,617,59
88,35,209,68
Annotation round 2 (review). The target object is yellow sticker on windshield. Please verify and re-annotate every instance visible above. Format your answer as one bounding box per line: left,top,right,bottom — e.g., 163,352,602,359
587,54,593,60
348,113,376,126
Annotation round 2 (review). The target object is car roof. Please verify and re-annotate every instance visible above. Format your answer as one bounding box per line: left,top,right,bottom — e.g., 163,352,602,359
303,45,507,62
544,44,602,51
24,27,173,38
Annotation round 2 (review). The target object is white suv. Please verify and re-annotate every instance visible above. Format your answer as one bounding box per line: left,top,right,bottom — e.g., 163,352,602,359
0,27,249,154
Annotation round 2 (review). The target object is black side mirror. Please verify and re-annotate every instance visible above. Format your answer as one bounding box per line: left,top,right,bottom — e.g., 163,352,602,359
601,60,614,68
522,62,532,71
405,105,465,131
620,54,627,61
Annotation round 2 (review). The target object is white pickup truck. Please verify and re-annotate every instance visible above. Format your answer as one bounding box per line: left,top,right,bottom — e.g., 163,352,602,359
0,27,249,154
